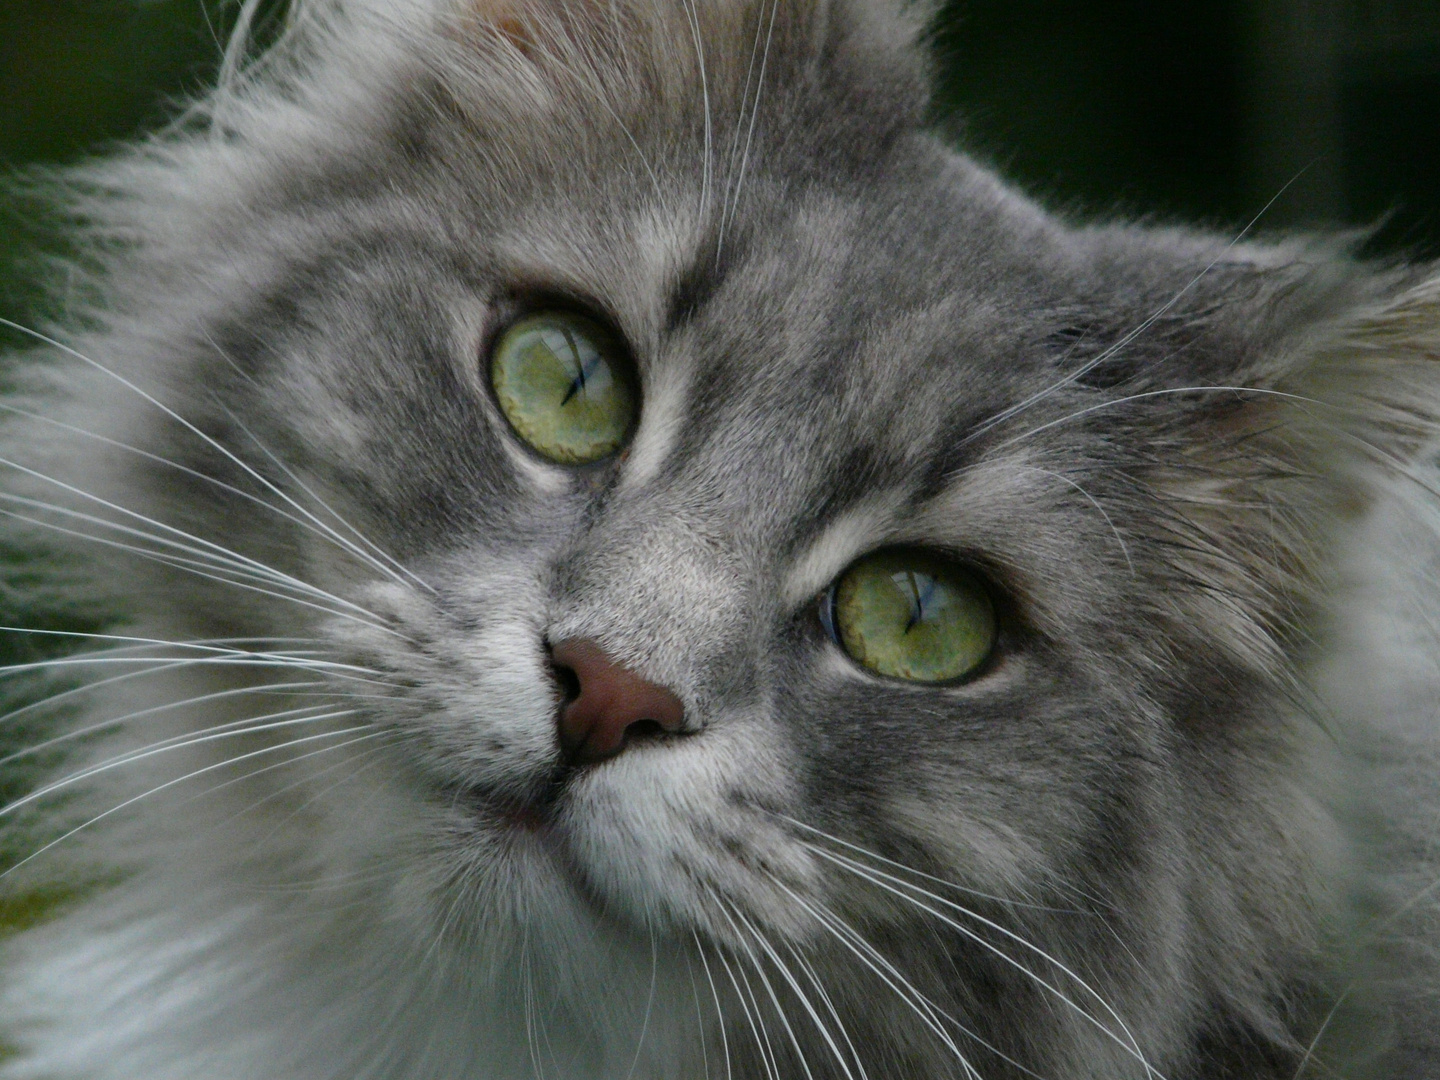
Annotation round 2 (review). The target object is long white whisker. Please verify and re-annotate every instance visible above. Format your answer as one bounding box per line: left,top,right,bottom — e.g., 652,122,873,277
511,37,669,219
724,901,840,1080
677,0,713,218
220,407,436,595
207,741,392,830
0,658,201,729
0,487,409,638
622,926,659,1080
808,845,1161,1079
716,0,769,260
709,926,782,1080
0,508,392,637
683,943,713,1080
0,397,424,596
693,931,735,1080
0,631,392,681
784,943,870,1080
522,929,546,1080
1291,987,1349,1080
0,636,334,731
0,653,387,687
989,383,1440,513
0,317,430,599
765,871,1026,1080
1,507,406,638
1,655,393,689
988,385,1326,457
1019,466,1136,576
0,725,380,879
2,706,360,818
775,814,1090,915
724,0,777,236
0,679,328,767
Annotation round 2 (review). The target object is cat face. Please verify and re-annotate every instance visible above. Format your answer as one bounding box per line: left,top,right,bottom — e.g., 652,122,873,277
12,0,1436,1076
181,1,1285,924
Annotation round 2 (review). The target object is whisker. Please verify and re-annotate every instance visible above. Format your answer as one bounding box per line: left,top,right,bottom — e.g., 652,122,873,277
784,943,870,1080
0,317,429,598
621,926,659,1080
523,932,545,1080
0,725,382,879
0,653,384,686
693,930,735,1080
0,463,375,619
0,635,394,684
988,385,1326,457
0,492,411,639
220,407,437,595
0,628,353,669
0,678,329,767
683,942,714,1080
2,705,361,818
0,657,204,730
1291,987,1349,1079
980,382,1440,520
0,397,428,598
709,921,783,1080
510,35,670,220
676,0,713,218
807,844,1162,1079
723,0,778,241
716,0,768,260
206,741,393,831
724,900,838,1080
1018,466,1136,577
765,870,1029,1080
775,814,1091,915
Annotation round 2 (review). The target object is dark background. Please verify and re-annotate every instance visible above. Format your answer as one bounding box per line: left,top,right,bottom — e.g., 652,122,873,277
1,0,1439,308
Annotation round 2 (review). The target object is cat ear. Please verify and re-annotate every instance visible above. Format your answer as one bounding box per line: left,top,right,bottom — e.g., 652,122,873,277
439,0,930,140
1054,229,1440,669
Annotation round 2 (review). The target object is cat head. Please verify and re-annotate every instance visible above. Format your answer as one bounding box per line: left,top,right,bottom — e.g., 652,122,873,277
25,0,1440,1074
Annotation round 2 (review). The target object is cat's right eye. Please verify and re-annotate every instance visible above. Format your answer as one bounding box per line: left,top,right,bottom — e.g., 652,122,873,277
489,311,636,464
825,549,997,683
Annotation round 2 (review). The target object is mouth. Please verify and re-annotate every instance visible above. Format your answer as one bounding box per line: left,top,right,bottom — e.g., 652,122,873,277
465,763,575,834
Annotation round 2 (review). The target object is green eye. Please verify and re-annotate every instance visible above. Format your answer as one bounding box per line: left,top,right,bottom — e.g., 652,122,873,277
490,311,635,464
829,550,997,683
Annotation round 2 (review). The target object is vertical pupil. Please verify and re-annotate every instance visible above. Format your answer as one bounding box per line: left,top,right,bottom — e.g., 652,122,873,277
894,570,938,633
557,328,589,406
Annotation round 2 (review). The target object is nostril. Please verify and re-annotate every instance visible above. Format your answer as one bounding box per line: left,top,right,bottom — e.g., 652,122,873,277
549,639,687,764
551,661,581,704
627,718,665,741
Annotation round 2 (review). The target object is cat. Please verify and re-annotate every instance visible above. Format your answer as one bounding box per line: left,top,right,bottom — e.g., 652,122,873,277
1,0,1440,1076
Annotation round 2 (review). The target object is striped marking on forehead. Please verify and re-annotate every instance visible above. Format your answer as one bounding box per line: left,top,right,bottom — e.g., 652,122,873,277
621,343,696,490
782,494,906,608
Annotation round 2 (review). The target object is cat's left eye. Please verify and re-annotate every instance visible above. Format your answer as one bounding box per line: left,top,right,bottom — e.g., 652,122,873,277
824,549,997,683
489,310,636,464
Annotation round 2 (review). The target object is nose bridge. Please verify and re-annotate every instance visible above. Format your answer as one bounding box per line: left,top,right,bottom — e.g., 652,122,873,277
549,501,757,695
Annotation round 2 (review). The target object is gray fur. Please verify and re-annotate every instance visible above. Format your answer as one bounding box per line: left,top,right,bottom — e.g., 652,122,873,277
1,1,1439,1077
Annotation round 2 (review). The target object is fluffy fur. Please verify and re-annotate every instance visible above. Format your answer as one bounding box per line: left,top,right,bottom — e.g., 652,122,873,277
1,1,1439,1077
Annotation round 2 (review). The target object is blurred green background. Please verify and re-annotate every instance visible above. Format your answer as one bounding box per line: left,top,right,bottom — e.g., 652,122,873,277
1,0,1439,314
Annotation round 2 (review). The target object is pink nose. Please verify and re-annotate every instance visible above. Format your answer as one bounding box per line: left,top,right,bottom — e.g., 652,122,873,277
551,639,686,764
